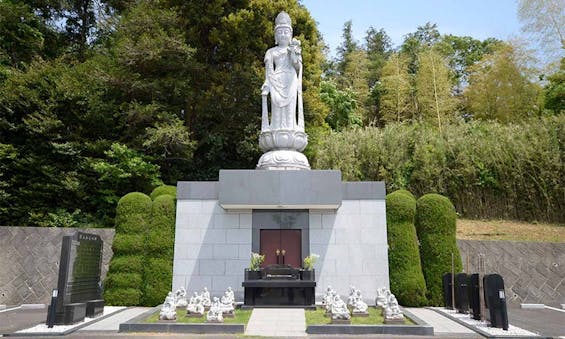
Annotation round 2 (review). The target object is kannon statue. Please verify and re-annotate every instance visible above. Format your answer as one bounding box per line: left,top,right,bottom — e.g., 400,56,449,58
257,11,310,170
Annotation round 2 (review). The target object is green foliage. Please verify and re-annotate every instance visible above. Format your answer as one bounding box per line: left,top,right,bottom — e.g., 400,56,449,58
104,272,143,289
115,192,152,233
320,80,361,131
544,58,565,113
415,194,462,306
111,234,145,254
379,53,413,124
104,288,142,306
315,116,565,223
108,255,144,274
143,258,173,306
150,185,177,201
145,194,176,258
386,190,427,306
0,1,44,67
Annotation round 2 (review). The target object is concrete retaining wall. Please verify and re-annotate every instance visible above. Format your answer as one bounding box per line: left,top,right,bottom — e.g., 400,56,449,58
0,226,115,306
457,239,565,305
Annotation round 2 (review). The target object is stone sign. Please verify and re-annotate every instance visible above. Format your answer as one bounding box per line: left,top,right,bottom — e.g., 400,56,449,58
483,273,509,330
47,231,104,325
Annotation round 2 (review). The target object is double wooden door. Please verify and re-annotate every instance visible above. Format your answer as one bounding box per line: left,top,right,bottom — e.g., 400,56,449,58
260,229,301,268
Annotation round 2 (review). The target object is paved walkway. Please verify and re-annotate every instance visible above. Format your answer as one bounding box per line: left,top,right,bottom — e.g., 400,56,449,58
245,308,306,337
405,308,477,335
78,307,152,332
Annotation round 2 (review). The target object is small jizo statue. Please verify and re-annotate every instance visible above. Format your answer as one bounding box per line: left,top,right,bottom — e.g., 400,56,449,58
159,291,177,320
206,297,224,323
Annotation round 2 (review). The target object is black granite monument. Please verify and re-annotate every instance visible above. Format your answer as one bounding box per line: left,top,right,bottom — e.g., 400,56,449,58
467,273,481,320
483,273,508,330
442,273,453,309
454,273,469,314
46,232,105,325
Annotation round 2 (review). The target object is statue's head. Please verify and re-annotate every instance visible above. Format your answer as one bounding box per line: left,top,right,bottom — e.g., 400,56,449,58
274,11,292,45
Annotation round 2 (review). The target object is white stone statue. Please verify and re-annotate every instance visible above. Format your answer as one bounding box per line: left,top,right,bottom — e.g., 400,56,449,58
376,287,388,308
330,295,351,320
206,297,224,323
352,290,368,314
347,285,357,308
226,287,235,305
384,294,404,322
324,289,337,313
175,287,188,308
159,291,177,320
220,291,235,316
257,11,310,170
322,286,334,309
201,287,211,308
186,291,204,316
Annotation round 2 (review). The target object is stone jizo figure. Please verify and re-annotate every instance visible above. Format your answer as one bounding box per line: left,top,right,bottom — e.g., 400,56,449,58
330,295,351,320
376,287,388,308
186,292,204,316
175,287,188,308
347,285,357,308
159,291,177,320
201,287,211,308
352,290,368,314
220,291,235,316
206,297,224,323
384,293,405,323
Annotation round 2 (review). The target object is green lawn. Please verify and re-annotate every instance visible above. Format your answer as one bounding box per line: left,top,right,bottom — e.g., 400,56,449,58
305,307,413,325
144,308,252,324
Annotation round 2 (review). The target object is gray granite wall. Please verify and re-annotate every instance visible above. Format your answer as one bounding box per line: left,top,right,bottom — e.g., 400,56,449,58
457,239,565,305
0,226,115,306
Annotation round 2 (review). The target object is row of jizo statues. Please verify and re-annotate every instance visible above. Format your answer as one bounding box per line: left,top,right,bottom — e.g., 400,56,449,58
443,272,509,330
159,287,235,322
159,285,404,324
322,286,405,324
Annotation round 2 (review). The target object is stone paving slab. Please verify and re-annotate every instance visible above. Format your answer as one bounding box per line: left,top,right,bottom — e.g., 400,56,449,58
405,307,476,334
245,308,306,337
0,308,47,334
79,307,152,331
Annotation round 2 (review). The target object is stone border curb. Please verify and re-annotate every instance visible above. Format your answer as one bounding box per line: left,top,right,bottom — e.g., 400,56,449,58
4,307,128,337
118,306,245,334
20,304,46,310
520,304,544,309
427,307,551,339
306,308,433,336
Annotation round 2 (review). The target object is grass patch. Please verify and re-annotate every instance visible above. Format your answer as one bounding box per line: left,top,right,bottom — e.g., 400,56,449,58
305,307,413,325
457,219,565,242
143,308,252,324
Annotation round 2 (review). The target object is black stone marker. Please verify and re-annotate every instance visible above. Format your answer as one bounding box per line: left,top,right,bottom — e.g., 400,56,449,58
47,232,105,325
483,273,509,330
454,273,469,314
442,273,453,309
467,273,481,320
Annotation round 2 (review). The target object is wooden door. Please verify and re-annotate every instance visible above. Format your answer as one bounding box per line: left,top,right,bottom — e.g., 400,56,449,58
260,229,301,268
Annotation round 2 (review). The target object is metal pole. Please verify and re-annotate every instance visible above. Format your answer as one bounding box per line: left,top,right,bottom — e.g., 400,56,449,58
451,252,455,310
479,254,486,321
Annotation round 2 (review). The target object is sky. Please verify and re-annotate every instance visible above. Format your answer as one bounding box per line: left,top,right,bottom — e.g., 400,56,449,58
300,0,522,56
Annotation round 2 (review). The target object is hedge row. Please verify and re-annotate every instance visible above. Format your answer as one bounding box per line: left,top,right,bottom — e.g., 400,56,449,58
315,117,565,223
386,190,427,306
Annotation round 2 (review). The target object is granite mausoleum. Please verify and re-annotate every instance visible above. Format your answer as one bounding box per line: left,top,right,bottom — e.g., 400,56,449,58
171,11,389,305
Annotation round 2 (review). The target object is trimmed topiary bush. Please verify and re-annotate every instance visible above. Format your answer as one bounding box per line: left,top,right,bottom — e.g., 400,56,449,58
105,192,152,306
142,194,176,306
103,288,142,306
150,185,177,201
386,190,427,306
142,258,173,306
415,193,462,306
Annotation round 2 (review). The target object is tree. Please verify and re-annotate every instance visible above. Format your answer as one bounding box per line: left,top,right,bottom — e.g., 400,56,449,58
464,43,542,122
416,49,456,131
320,80,361,131
365,27,392,123
336,20,359,76
379,53,413,123
544,57,565,113
518,0,565,59
400,22,441,74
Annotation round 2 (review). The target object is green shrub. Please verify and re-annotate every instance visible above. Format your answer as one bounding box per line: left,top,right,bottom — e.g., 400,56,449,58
386,190,427,306
104,287,142,306
415,193,462,306
143,258,173,306
111,234,145,254
150,185,177,201
115,192,152,231
104,272,143,289
108,255,144,274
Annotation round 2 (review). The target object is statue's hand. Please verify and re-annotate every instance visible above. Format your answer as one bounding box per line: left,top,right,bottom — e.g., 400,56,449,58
261,83,270,95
